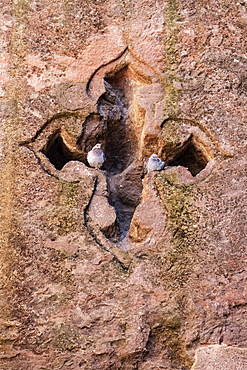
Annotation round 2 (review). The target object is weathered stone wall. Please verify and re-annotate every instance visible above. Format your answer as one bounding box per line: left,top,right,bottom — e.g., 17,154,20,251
0,0,246,369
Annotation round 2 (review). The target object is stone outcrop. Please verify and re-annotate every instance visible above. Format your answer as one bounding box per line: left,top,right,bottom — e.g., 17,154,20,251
0,0,246,369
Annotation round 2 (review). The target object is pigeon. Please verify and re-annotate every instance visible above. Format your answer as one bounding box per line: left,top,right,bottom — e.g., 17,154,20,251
87,143,105,169
146,154,166,173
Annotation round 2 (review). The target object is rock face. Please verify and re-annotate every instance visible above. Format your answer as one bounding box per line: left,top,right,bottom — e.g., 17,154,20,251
0,0,247,369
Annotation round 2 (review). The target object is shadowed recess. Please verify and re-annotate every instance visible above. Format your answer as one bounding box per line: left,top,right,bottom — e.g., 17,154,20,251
168,135,209,176
96,67,144,241
42,132,83,170
98,67,139,175
43,135,72,170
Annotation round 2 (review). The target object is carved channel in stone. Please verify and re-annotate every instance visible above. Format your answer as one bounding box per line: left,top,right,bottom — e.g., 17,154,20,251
96,66,145,241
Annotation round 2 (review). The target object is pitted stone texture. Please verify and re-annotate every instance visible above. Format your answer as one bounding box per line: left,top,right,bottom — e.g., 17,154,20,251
129,172,167,244
192,345,247,370
0,0,247,369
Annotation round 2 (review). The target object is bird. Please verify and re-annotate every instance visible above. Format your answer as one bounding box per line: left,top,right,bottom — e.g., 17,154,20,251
87,143,105,169
146,154,166,173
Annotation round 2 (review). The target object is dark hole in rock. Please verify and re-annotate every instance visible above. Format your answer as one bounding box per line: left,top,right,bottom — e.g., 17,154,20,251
168,135,209,176
98,67,139,175
95,67,143,242
43,134,78,170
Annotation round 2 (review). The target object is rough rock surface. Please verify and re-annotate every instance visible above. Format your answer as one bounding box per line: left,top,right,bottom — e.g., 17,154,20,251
192,345,247,370
0,0,247,369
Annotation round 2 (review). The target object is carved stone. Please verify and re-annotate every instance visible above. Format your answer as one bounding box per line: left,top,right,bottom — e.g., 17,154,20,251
0,0,246,369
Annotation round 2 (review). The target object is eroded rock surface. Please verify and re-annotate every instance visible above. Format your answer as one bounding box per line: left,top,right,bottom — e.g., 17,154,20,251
192,345,247,370
0,0,247,369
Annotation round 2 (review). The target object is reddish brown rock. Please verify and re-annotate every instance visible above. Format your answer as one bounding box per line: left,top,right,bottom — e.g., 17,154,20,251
0,0,247,369
192,345,247,370
129,171,167,244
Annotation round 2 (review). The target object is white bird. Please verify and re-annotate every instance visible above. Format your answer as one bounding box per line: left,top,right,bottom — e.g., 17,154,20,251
87,143,105,169
146,154,166,173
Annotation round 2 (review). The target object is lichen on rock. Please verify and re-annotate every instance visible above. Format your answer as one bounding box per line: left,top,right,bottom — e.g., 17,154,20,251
0,0,246,369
